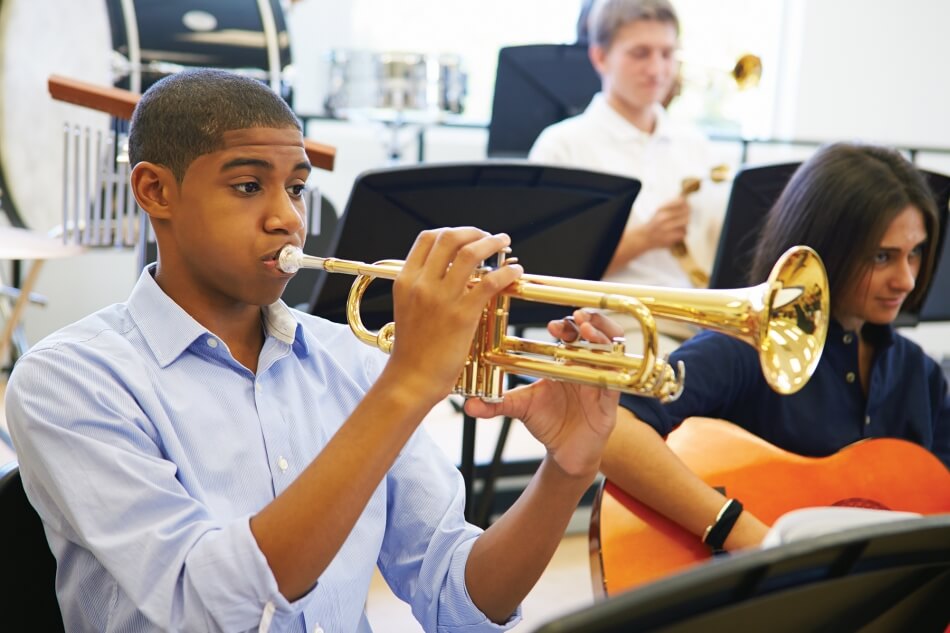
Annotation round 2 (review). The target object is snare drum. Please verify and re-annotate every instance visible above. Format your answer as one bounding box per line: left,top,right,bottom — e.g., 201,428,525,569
325,50,467,119
0,0,291,235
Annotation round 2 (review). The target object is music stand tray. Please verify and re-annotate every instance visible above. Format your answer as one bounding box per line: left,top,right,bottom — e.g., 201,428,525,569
534,515,950,633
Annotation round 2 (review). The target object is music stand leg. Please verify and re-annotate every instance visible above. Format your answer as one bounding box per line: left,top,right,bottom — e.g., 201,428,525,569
0,259,44,367
461,413,477,523
474,415,513,527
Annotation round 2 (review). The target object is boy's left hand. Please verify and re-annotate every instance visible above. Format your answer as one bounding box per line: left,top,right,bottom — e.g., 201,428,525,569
463,310,623,480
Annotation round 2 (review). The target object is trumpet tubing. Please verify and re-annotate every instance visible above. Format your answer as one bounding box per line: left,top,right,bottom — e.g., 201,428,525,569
278,244,828,402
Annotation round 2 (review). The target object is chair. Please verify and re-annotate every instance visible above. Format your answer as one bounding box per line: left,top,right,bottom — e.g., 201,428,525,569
0,461,64,632
709,162,950,324
486,44,600,158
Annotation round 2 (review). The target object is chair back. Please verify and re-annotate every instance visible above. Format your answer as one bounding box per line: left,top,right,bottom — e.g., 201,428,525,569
487,44,600,158
0,462,64,631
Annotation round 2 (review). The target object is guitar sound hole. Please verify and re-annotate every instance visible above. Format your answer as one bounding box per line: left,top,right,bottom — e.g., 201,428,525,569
832,498,890,510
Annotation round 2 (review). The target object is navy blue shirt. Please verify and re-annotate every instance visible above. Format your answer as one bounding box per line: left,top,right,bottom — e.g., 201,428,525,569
619,320,950,468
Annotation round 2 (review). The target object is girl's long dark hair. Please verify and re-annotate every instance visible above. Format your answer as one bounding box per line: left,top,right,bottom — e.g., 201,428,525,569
750,143,940,312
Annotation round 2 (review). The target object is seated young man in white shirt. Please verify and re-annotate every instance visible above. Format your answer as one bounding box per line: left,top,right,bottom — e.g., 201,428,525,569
531,0,728,354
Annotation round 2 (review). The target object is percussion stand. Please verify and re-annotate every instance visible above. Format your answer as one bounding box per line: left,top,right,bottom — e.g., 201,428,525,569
0,228,85,370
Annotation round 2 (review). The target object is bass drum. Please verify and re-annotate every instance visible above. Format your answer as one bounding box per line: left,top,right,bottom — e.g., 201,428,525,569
0,0,291,235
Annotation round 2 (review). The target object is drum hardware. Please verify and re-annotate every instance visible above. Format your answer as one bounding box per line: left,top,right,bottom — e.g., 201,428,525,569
47,75,331,254
1,0,298,237
324,50,467,118
52,121,324,254
324,49,468,162
0,226,85,363
670,164,732,288
48,75,336,171
277,244,829,402
109,55,294,93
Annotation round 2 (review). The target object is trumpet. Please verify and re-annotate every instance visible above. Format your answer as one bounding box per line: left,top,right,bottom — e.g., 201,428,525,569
278,244,828,403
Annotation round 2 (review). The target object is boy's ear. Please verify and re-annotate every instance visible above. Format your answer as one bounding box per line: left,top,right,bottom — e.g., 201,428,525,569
130,162,176,220
589,44,607,76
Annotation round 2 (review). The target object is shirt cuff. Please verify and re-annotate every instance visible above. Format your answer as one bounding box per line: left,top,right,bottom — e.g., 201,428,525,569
436,537,522,632
185,516,311,631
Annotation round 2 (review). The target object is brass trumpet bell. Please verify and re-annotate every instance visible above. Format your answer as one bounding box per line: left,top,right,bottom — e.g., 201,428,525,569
733,53,763,90
278,245,828,402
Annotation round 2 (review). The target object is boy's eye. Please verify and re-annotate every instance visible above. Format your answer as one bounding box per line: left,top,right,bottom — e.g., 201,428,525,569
233,182,260,194
288,184,306,197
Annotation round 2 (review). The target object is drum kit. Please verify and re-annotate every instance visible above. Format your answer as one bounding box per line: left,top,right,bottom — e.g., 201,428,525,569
0,0,466,235
323,49,468,161
324,49,467,120
0,0,299,362
0,0,467,359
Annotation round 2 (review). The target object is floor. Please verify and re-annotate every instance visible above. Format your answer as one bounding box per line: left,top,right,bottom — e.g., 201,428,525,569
1,380,597,633
366,532,593,633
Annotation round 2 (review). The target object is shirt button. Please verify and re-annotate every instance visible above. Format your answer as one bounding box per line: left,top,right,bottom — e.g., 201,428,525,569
278,456,289,472
845,372,856,383
314,626,325,633
865,415,871,426
255,383,262,393
206,337,218,348
843,333,854,344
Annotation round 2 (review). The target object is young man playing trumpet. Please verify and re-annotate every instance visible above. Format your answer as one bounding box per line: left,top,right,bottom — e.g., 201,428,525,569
6,69,619,633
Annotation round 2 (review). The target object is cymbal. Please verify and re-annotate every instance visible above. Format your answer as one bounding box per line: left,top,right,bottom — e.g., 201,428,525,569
0,226,85,260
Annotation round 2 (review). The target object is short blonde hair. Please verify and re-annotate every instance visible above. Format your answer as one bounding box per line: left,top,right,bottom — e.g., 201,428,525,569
588,0,680,49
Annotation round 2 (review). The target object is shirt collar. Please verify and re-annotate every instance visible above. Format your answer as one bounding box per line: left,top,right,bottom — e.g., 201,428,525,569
587,92,672,142
828,318,896,349
127,264,308,368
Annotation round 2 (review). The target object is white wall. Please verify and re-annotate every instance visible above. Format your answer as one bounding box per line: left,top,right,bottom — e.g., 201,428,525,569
779,0,950,148
10,0,950,361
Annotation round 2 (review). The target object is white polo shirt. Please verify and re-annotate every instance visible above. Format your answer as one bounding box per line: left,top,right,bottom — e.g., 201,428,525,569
529,93,724,291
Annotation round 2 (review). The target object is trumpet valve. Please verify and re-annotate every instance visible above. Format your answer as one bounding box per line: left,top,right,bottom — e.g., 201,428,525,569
645,359,686,403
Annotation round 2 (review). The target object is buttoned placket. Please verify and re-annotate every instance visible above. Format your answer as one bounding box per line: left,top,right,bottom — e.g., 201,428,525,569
840,330,874,433
254,340,296,492
843,329,885,435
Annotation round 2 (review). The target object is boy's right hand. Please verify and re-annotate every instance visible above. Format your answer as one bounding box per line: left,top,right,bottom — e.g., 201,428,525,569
386,227,523,404
639,196,691,250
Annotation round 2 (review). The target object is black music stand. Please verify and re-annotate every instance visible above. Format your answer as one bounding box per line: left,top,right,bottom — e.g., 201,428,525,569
308,162,640,524
534,515,950,632
709,163,950,324
486,45,600,158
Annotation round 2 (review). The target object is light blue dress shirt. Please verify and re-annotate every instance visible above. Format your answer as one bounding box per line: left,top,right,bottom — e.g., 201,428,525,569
7,266,520,633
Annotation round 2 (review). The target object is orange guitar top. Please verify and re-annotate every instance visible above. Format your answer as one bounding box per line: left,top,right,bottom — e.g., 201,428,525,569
591,417,950,598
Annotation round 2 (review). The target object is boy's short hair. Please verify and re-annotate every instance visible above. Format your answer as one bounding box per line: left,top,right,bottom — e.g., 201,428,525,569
129,68,302,182
588,0,680,50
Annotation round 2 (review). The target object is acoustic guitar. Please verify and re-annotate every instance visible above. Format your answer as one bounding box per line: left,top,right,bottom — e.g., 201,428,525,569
590,417,950,598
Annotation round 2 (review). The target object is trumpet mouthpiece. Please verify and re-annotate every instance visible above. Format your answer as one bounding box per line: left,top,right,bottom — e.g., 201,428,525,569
277,245,304,274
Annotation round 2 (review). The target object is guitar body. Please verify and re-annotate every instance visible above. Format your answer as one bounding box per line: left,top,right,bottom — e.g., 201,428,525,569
590,417,950,597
